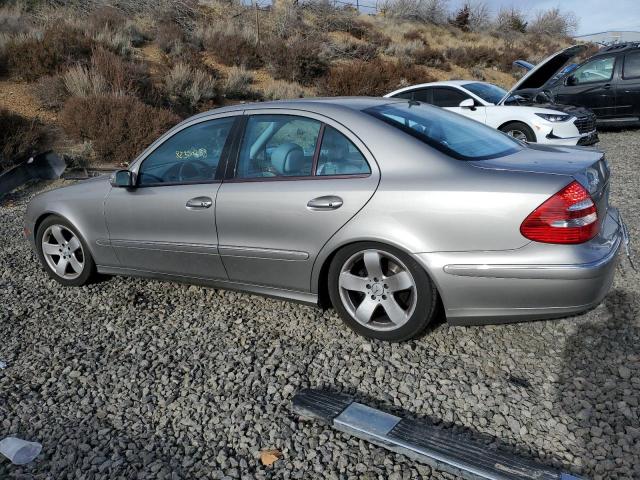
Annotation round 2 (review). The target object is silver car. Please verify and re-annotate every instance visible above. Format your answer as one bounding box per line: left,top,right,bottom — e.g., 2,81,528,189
24,98,627,341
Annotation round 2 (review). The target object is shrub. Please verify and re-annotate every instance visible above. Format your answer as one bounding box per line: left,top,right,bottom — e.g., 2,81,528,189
163,63,216,111
63,65,108,97
156,22,186,57
91,47,154,100
386,40,448,69
324,37,378,61
403,29,424,41
34,75,68,110
382,0,450,24
445,45,497,68
198,24,262,69
263,35,327,85
318,59,430,97
495,7,528,33
223,66,254,99
4,25,93,81
262,79,305,100
451,5,470,31
0,109,50,171
60,95,180,165
528,8,578,37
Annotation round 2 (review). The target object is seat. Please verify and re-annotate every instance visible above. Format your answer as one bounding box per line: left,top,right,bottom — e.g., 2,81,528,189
270,143,308,176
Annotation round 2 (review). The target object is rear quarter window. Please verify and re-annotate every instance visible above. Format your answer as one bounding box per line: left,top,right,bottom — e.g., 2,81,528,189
623,52,640,80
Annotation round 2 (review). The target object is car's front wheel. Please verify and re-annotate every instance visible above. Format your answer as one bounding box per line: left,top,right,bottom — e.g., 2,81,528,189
328,242,437,342
36,215,95,286
499,121,536,142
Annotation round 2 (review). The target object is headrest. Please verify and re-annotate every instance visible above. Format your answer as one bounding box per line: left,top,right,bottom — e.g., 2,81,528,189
271,143,305,175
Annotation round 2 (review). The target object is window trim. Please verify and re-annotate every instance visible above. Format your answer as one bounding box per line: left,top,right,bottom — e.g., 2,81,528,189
570,56,616,86
622,51,640,80
131,114,242,188
224,112,372,183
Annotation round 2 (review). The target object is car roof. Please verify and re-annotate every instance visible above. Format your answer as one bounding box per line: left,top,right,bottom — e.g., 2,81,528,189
591,42,640,57
385,80,492,98
188,97,399,121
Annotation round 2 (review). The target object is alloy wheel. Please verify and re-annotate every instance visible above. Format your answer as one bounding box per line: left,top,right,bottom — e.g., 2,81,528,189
338,249,417,331
41,225,85,280
506,129,528,141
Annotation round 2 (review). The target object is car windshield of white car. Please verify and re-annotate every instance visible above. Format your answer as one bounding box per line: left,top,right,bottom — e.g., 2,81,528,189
462,82,508,104
365,102,522,161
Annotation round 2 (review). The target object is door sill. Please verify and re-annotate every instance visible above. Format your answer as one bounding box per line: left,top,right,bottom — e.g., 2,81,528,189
96,265,319,306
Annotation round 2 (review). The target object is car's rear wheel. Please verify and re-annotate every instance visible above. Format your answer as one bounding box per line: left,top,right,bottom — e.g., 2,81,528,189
328,242,437,342
500,121,536,142
36,216,95,286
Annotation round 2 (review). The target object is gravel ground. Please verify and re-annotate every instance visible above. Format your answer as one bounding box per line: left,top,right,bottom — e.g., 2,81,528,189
1,131,639,479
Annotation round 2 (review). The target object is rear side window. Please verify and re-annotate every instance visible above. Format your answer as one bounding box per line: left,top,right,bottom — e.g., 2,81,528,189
236,115,321,178
365,102,521,161
623,52,640,79
431,88,469,107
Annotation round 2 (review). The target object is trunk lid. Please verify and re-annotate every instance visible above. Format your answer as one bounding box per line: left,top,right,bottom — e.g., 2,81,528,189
470,144,611,217
498,45,586,105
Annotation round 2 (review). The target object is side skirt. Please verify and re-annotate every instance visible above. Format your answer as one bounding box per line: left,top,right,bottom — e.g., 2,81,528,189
96,265,319,307
292,389,582,480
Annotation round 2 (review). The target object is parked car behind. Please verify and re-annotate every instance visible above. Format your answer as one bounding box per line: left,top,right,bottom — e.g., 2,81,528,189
385,80,598,145
24,98,628,341
513,43,640,127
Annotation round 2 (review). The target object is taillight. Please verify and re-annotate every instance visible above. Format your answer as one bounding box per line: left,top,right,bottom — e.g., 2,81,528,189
520,180,599,244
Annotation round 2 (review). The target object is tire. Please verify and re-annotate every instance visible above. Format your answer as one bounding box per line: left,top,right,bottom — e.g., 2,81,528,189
328,242,437,342
499,121,536,143
36,215,96,287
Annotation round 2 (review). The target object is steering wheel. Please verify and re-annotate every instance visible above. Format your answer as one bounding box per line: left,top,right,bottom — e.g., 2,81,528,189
178,159,209,182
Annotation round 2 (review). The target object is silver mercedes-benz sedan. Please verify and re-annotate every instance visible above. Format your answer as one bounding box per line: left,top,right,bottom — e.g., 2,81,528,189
24,98,628,341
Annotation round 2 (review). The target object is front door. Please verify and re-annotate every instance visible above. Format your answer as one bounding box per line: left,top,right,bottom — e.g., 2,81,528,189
555,56,617,119
104,115,237,279
215,111,379,292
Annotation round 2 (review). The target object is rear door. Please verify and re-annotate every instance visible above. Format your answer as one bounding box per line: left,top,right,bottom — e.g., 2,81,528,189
430,87,487,124
215,110,380,292
104,114,238,279
555,55,617,118
617,50,640,120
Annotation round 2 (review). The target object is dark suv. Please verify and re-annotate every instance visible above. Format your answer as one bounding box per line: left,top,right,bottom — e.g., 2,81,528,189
514,43,640,127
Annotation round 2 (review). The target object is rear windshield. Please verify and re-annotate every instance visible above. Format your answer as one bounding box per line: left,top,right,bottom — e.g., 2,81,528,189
364,102,522,161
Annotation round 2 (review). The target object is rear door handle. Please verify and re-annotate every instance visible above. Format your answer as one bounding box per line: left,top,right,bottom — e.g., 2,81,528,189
307,195,343,211
186,196,213,209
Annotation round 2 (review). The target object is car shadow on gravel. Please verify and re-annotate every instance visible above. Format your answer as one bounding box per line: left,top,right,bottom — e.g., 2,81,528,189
554,288,640,478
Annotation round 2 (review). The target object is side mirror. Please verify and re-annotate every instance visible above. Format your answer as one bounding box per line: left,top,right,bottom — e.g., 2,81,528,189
110,170,134,188
459,98,476,110
565,74,577,86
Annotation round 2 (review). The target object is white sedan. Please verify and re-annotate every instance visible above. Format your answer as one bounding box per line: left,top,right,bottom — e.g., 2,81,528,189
385,80,598,146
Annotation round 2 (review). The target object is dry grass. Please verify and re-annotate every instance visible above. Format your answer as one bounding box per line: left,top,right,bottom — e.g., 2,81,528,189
223,66,254,99
262,79,305,100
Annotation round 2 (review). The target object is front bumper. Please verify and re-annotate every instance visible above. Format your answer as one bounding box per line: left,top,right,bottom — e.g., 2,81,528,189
535,117,598,146
416,207,627,326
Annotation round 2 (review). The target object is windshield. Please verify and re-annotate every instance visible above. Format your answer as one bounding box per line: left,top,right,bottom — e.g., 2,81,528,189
462,82,508,104
364,102,522,161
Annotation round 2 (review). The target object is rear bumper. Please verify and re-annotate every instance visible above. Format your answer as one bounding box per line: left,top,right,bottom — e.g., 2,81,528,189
416,207,626,326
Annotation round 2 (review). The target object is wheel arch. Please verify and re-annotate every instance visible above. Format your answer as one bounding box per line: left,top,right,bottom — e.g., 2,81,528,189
497,120,538,142
314,238,443,309
33,210,97,260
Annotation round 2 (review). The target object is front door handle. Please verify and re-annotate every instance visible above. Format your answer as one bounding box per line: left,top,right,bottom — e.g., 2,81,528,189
186,196,213,209
603,83,611,90
307,195,343,211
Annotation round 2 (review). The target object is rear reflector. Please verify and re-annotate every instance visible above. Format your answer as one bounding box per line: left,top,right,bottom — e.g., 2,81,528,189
520,181,599,244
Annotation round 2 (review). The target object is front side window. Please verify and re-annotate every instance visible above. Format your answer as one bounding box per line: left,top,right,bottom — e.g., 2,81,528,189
236,115,321,178
623,52,640,80
316,126,370,176
364,102,521,161
572,57,615,85
137,118,234,186
431,88,470,107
